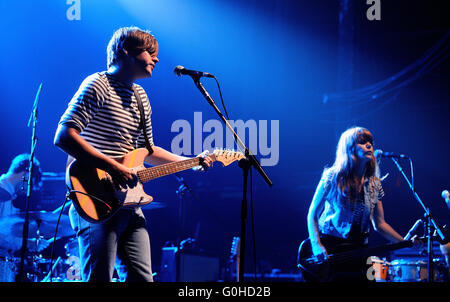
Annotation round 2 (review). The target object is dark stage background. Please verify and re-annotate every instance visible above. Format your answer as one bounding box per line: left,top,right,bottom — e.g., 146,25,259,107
0,0,448,279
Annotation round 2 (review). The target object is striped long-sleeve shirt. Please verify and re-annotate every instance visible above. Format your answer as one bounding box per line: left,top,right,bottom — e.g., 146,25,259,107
59,72,154,157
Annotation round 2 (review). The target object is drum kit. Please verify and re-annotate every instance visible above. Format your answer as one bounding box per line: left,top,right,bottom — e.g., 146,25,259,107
0,208,81,282
0,187,169,282
369,215,450,282
370,249,450,282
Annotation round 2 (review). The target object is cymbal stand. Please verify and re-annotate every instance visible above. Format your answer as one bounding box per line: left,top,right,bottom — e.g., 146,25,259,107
17,83,43,282
35,219,42,252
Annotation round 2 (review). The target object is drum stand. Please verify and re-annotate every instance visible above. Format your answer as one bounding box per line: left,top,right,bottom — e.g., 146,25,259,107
391,157,448,282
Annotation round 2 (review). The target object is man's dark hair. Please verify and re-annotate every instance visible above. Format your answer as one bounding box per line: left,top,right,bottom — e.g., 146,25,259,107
8,153,42,187
107,26,158,69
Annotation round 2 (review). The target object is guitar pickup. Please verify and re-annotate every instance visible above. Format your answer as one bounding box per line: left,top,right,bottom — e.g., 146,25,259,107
308,254,327,264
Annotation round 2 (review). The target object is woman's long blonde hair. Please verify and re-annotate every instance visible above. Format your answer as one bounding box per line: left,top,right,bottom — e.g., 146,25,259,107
324,127,379,201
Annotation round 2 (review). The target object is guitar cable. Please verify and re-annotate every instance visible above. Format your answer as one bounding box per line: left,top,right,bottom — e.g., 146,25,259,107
48,189,112,282
212,75,229,121
68,189,113,211
49,191,70,282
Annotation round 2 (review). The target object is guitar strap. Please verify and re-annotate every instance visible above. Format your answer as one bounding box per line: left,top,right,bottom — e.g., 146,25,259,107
133,86,154,155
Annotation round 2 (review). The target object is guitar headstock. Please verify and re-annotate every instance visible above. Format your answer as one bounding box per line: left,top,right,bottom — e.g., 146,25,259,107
230,236,240,259
212,149,245,166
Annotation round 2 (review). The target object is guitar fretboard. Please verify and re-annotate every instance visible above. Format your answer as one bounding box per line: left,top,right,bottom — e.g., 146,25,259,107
327,240,413,264
136,155,215,183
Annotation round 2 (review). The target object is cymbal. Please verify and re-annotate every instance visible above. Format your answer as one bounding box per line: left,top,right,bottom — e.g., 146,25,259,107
9,210,62,222
0,187,12,202
0,211,75,239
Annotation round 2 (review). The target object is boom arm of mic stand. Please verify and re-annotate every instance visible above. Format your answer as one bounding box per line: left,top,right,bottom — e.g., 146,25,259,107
192,77,272,282
192,78,273,187
390,158,446,242
390,157,447,283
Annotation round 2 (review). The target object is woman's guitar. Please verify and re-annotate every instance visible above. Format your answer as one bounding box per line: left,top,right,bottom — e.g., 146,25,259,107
297,237,419,282
66,148,245,223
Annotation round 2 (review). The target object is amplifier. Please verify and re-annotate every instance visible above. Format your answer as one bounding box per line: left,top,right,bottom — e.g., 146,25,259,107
159,247,220,282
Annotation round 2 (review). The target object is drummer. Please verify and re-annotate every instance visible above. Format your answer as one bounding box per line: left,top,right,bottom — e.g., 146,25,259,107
0,154,50,254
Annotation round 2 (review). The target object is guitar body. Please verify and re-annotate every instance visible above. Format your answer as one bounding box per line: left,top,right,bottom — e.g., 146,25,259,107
66,148,153,223
66,148,245,223
297,239,323,282
297,238,364,282
297,236,416,282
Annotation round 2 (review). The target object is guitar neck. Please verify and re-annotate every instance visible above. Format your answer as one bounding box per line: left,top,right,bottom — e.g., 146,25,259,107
330,240,413,264
364,240,413,256
137,155,216,183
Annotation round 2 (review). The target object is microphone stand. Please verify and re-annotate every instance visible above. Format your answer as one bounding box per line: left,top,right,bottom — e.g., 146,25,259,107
16,83,43,282
391,157,447,282
191,76,273,282
174,174,188,282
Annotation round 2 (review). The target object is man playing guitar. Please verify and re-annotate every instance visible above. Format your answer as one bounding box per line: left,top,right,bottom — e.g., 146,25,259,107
54,27,212,282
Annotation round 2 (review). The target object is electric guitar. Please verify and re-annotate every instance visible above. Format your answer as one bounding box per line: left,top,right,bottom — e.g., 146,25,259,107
66,148,245,223
297,237,418,282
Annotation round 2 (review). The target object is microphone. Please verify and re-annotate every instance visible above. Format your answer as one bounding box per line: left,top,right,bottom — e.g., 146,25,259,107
374,149,410,159
404,219,423,240
174,65,214,79
442,190,450,210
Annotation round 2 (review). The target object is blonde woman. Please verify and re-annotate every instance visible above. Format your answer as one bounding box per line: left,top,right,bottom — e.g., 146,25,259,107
306,127,419,281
